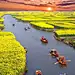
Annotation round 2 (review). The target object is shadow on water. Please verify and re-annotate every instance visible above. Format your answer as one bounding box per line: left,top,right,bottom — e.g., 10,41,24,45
3,15,75,75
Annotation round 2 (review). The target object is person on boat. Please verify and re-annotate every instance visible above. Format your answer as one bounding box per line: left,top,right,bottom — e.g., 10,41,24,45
38,74,41,75
28,27,30,29
41,36,47,41
50,50,54,54
41,36,45,40
36,71,42,75
13,24,15,26
24,28,27,31
50,49,59,57
53,50,59,57
57,56,66,65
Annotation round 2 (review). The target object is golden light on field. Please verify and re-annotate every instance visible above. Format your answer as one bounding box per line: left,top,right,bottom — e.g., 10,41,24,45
47,7,52,11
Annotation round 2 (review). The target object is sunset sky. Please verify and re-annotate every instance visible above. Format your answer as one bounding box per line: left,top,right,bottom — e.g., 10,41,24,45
0,0,75,11
7,0,75,4
7,0,73,5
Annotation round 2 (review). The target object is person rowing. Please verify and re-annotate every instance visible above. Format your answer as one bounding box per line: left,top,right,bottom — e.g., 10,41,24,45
28,27,30,29
50,49,59,57
12,24,15,26
41,36,46,40
36,70,42,75
24,28,27,31
56,56,67,66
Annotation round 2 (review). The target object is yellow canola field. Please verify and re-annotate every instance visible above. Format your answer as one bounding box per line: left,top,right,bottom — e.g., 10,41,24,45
0,32,26,75
30,22,54,29
55,29,75,36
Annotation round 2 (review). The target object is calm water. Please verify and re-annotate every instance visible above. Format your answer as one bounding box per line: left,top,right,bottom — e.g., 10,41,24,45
3,15,75,75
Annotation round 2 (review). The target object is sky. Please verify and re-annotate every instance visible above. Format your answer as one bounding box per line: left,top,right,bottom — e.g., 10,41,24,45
0,0,75,11
0,0,75,5
3,0,74,5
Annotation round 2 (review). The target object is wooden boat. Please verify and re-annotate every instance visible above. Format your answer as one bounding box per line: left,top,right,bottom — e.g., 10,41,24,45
58,61,67,66
24,28,27,31
36,70,42,75
50,49,59,57
12,24,15,26
40,38,48,43
28,27,30,29
57,57,67,66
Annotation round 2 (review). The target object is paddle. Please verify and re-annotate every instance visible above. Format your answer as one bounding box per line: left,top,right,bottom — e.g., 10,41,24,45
54,62,58,64
54,60,71,65
48,54,51,55
66,60,71,62
60,73,67,75
48,54,55,57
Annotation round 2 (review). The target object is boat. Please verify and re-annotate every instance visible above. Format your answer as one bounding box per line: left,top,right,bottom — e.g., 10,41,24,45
36,70,42,75
24,28,27,31
57,57,67,66
50,49,59,57
58,60,67,66
41,39,48,43
12,24,15,26
40,37,48,43
28,27,30,29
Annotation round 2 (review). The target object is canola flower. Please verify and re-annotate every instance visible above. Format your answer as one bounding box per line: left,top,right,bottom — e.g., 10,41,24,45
0,18,4,22
14,16,49,21
30,22,54,29
48,22,75,29
12,11,75,22
55,29,75,36
0,18,4,30
0,32,15,37
0,32,26,75
0,24,4,28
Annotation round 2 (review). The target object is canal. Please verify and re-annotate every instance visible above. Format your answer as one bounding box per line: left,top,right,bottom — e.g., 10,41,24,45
3,15,75,75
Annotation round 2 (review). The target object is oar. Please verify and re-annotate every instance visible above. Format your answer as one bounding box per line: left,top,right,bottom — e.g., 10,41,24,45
48,54,54,57
66,60,71,62
54,60,71,65
54,62,58,64
48,54,51,55
60,73,67,75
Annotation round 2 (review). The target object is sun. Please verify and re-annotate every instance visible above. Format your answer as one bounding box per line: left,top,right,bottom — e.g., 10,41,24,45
47,7,52,11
